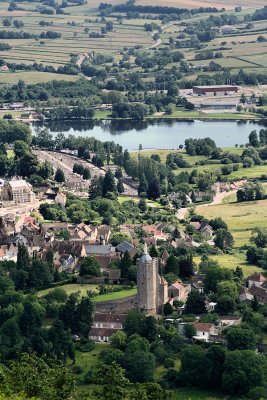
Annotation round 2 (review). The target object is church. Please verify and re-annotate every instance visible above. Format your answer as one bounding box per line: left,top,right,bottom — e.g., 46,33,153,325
136,244,168,315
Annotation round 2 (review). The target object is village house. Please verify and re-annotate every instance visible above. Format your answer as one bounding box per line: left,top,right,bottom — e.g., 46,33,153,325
193,323,217,342
247,273,267,288
219,315,242,327
89,313,126,342
249,285,267,304
168,281,191,303
191,274,205,293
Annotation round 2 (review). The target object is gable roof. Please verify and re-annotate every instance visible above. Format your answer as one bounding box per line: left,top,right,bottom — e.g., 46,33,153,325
195,323,213,332
116,241,134,253
248,273,266,282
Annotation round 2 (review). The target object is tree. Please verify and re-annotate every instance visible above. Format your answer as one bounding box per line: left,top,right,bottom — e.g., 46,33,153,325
94,363,129,400
28,259,53,289
6,353,76,399
215,295,236,314
55,168,65,183
222,350,267,395
79,256,102,277
147,179,160,200
226,326,256,350
138,174,148,196
120,251,132,279
248,130,260,147
214,229,234,251
184,323,196,339
123,310,146,337
89,176,103,199
83,167,91,180
185,291,207,314
165,255,179,276
48,319,75,362
163,302,173,316
124,350,155,383
117,178,124,193
102,169,117,197
204,265,232,295
110,232,131,246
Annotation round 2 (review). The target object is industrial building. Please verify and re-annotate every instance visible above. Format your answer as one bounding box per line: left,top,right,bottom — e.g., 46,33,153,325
193,85,239,96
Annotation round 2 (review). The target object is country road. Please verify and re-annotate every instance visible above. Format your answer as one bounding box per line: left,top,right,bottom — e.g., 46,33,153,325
176,189,237,220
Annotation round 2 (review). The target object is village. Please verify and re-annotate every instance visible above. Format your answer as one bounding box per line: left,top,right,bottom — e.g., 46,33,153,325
0,173,265,349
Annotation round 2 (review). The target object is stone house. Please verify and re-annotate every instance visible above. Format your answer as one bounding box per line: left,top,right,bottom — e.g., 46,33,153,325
89,313,126,342
168,281,191,303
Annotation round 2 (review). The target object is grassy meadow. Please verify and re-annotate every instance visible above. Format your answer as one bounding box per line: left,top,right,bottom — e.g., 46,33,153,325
37,283,137,301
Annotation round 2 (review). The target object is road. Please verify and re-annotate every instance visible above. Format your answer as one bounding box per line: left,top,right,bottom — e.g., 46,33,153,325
176,189,238,220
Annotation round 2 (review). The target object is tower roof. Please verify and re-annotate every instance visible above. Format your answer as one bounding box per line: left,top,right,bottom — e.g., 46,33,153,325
139,243,152,262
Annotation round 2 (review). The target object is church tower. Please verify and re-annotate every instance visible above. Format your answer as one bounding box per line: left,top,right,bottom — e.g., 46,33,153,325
137,243,157,315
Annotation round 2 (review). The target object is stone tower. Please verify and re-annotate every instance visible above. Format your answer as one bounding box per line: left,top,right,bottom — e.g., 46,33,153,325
137,244,168,315
137,243,157,315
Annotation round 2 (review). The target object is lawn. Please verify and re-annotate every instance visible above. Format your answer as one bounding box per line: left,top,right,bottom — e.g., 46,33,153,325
37,283,137,302
74,344,108,379
37,283,99,297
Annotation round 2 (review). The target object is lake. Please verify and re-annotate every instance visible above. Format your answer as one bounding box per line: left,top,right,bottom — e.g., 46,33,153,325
32,119,267,150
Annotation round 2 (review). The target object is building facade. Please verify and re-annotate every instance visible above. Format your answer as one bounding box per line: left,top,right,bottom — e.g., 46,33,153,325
2,180,35,203
193,85,238,96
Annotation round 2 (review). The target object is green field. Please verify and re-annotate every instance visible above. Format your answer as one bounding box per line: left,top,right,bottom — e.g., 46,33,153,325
195,253,263,277
0,71,80,84
197,198,267,248
37,283,137,301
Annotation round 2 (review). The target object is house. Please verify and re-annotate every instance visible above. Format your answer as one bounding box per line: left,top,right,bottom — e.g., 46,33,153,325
249,285,267,304
2,180,35,204
247,273,267,288
40,222,69,235
85,244,116,257
219,315,242,327
96,225,111,244
193,323,216,342
191,274,205,293
168,281,191,302
116,241,140,259
70,223,98,244
239,291,254,303
55,192,67,208
116,241,134,254
89,313,126,342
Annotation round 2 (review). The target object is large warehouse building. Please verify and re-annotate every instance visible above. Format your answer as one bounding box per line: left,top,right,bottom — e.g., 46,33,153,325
193,85,239,96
